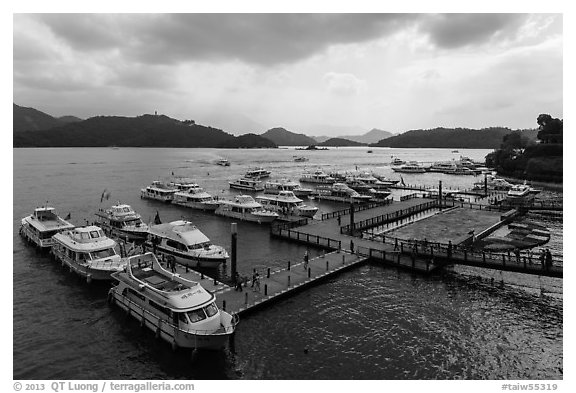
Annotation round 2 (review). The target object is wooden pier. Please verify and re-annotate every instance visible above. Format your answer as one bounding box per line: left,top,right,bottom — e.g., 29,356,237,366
271,198,563,279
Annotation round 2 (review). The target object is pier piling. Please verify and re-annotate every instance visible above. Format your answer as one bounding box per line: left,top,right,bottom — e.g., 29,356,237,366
231,223,238,281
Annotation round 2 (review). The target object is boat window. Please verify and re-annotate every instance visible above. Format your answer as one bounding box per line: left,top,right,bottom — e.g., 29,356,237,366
90,231,100,239
187,308,206,323
204,303,218,317
178,313,189,325
90,248,116,259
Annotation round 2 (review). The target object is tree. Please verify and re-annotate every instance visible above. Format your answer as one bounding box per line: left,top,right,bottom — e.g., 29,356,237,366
536,114,563,144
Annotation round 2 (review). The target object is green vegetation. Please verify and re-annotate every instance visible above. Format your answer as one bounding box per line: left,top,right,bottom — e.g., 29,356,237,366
485,114,563,183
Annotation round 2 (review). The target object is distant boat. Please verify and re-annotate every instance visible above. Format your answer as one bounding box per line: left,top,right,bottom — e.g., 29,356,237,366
391,161,426,173
229,177,265,192
293,156,309,162
216,159,231,166
452,150,459,153
367,150,373,153
390,156,405,166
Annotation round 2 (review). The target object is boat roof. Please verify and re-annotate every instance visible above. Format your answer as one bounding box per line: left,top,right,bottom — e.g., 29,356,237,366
24,207,75,232
120,253,215,311
257,191,302,202
148,220,210,245
53,226,117,250
221,195,262,208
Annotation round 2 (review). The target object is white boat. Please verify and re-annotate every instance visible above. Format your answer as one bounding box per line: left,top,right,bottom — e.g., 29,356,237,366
95,203,149,241
428,161,457,173
446,166,478,176
141,181,177,202
256,191,318,218
51,225,126,282
20,206,75,249
314,183,373,203
263,178,314,198
354,172,396,189
299,169,336,184
215,195,279,223
229,177,265,192
147,220,228,268
391,157,405,165
173,186,221,211
108,252,238,350
473,175,513,191
244,167,271,180
507,184,531,199
216,159,231,166
167,178,200,192
370,173,399,186
391,161,426,173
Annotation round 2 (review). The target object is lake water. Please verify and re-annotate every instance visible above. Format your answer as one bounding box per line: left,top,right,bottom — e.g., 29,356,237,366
12,147,563,379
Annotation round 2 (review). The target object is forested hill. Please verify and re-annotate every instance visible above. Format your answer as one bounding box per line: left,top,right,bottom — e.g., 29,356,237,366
371,127,528,149
13,114,277,148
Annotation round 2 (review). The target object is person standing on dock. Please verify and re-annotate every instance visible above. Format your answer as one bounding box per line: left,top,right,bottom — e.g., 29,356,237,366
337,215,341,226
545,249,553,270
514,248,521,264
350,240,354,253
253,272,261,292
303,251,309,270
447,241,453,259
251,270,257,288
394,238,399,251
234,272,243,292
539,249,546,269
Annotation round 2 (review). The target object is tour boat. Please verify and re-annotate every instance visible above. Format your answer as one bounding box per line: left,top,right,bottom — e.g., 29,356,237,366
446,166,478,176
299,169,336,184
147,220,228,268
263,178,315,198
314,183,373,203
391,161,426,173
256,191,318,218
345,178,374,193
51,225,126,282
244,167,271,180
507,184,531,199
390,157,405,166
229,177,265,192
428,161,457,173
353,172,396,189
215,195,279,223
172,186,221,211
370,173,399,186
108,252,238,350
20,206,75,250
141,181,177,202
216,159,231,166
472,175,513,191
168,178,200,192
95,203,149,241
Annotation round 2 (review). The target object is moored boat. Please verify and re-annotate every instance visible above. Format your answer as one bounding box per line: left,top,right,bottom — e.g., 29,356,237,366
507,184,531,199
216,159,231,166
95,203,149,241
20,206,75,250
391,161,426,173
172,186,221,211
108,252,238,350
314,183,372,203
140,181,177,202
215,195,279,223
244,167,271,180
390,157,405,166
256,191,318,218
299,169,336,184
263,178,314,198
229,177,265,192
52,225,126,282
147,220,228,268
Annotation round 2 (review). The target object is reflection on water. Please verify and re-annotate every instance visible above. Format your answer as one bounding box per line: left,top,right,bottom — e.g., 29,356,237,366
13,148,562,379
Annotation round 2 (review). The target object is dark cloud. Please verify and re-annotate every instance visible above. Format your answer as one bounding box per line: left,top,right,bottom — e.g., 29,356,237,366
33,14,420,65
421,14,529,49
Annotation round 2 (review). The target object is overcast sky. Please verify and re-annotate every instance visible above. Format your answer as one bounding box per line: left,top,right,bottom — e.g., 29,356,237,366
13,13,562,135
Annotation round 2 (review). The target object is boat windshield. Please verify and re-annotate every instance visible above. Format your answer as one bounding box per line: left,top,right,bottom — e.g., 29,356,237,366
124,218,142,226
188,242,211,250
90,248,116,259
187,308,207,323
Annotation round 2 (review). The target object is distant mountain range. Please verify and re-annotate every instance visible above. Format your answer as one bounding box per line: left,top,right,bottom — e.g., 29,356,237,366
318,138,367,147
261,127,318,146
370,127,537,149
13,104,82,132
13,106,277,148
313,128,393,144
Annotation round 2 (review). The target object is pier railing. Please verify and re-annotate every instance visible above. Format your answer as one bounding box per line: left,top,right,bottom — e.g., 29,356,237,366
340,200,439,235
361,234,562,277
271,226,342,250
320,199,392,221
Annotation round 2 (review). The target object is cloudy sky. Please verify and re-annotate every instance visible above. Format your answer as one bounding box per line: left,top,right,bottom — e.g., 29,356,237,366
13,13,563,135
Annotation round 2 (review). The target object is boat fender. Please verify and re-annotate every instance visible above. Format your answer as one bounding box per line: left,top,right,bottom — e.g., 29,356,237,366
171,340,178,352
86,274,92,284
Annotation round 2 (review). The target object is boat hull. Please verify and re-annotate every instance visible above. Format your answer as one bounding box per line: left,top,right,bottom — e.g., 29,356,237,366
140,190,174,202
229,183,264,192
215,209,277,223
108,290,235,350
151,246,227,269
172,200,220,211
51,248,123,281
